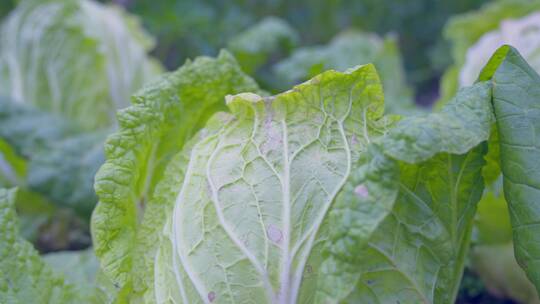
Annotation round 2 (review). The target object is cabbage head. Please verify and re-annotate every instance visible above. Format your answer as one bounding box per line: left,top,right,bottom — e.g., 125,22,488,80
0,0,161,130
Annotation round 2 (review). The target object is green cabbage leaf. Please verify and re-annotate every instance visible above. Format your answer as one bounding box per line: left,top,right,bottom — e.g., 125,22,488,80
0,188,102,303
487,45,540,295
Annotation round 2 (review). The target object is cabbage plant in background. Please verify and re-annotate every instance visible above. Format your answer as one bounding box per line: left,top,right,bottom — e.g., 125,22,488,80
0,0,161,130
227,17,299,77
3,45,538,303
0,97,107,251
441,1,540,302
0,0,162,251
440,0,540,104
226,20,415,116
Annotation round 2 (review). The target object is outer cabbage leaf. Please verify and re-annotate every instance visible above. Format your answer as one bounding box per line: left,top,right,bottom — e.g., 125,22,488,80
439,0,540,105
0,0,161,130
91,51,261,301
273,30,415,114
154,63,393,303
227,17,299,75
488,46,540,294
0,188,95,303
319,82,494,303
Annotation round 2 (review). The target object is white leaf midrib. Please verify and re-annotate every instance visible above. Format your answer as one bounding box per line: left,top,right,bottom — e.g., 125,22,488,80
278,119,292,304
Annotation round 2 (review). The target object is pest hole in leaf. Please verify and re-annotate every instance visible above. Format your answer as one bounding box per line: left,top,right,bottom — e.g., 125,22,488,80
267,224,283,244
208,291,216,302
261,108,282,153
354,184,369,198
351,134,358,145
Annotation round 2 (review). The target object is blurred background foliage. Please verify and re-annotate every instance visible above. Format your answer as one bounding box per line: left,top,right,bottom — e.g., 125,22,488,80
0,0,16,19
125,0,489,103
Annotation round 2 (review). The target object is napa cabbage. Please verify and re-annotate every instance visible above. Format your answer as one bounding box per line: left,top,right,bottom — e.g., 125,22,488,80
89,46,540,303
2,46,540,304
0,0,161,130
